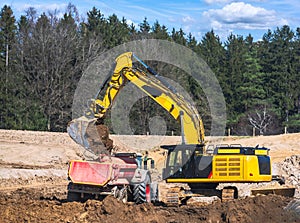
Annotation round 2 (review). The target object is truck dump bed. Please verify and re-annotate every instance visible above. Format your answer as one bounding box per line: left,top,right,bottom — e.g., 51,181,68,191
68,161,112,186
68,155,138,186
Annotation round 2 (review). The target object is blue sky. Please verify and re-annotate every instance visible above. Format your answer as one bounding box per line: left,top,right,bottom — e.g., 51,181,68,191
3,0,300,41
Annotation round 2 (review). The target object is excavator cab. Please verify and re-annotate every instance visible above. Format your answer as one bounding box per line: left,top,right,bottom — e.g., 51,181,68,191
162,144,208,180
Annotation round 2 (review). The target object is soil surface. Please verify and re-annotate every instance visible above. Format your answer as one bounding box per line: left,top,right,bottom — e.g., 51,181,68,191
0,129,300,223
0,189,298,223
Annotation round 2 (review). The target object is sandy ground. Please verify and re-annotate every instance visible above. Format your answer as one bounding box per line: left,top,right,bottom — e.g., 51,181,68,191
0,129,299,222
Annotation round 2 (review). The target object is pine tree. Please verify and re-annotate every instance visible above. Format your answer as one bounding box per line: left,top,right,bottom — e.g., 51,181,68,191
171,28,186,45
152,20,169,40
224,33,247,126
259,26,295,124
198,30,229,128
0,5,17,129
105,14,130,48
238,34,266,111
79,7,106,69
86,7,105,33
283,27,300,132
139,17,150,34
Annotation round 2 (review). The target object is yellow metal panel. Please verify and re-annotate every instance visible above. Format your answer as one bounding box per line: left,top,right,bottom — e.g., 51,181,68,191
229,168,240,171
212,155,243,180
215,168,227,171
243,156,272,182
115,52,133,73
255,150,268,155
216,163,227,166
217,149,240,154
229,172,240,176
243,156,259,181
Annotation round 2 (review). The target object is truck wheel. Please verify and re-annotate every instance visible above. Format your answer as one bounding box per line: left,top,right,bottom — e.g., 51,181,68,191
67,191,80,202
133,174,151,204
118,187,128,203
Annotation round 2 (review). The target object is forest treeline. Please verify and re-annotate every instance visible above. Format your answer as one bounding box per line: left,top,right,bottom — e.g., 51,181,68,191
0,4,299,135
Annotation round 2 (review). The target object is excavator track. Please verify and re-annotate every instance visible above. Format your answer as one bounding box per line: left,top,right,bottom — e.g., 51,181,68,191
221,186,238,201
165,187,182,206
162,186,239,206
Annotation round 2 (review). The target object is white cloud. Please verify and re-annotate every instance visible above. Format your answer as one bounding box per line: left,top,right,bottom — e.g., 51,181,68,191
205,0,266,4
203,2,288,31
182,16,196,24
16,3,68,13
205,0,232,4
211,20,223,30
180,16,197,34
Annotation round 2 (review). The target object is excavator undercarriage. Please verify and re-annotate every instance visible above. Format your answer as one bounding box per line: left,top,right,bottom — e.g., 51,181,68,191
160,144,295,206
161,186,238,206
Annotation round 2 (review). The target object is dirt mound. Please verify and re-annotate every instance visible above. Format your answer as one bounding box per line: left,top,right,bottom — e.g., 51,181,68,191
279,155,300,197
83,196,161,223
0,187,299,223
207,194,298,223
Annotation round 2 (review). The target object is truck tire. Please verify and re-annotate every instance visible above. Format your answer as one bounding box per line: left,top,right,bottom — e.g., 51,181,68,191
133,174,151,204
118,186,128,203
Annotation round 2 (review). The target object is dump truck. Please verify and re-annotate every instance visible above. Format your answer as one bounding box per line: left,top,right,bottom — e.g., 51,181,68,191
67,52,295,205
67,152,155,203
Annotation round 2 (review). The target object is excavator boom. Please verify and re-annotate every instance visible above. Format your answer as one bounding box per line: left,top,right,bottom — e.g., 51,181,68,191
68,52,205,154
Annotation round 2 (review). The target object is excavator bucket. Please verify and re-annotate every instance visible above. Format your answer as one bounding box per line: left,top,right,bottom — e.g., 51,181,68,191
67,116,96,149
67,116,113,155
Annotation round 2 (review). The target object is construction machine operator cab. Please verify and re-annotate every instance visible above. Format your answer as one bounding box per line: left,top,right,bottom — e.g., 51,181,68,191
162,144,204,180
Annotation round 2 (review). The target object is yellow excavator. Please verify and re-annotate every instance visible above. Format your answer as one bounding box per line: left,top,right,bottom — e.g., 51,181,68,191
68,52,294,205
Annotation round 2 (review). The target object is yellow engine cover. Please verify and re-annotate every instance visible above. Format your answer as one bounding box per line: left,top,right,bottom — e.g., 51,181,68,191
212,155,272,182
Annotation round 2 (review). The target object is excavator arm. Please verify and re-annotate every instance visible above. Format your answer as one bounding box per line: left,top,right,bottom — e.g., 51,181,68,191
68,52,205,154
